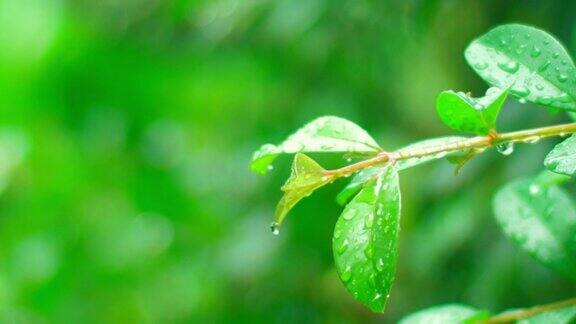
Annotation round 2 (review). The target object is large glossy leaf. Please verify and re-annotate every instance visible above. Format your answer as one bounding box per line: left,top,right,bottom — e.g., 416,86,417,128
273,153,331,228
251,116,381,174
493,178,576,280
518,305,576,324
466,24,576,111
545,135,576,176
398,304,486,324
333,167,401,312
336,137,467,205
436,87,508,135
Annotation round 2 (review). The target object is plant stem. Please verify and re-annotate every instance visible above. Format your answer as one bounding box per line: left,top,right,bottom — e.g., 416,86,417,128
483,297,576,323
324,122,576,178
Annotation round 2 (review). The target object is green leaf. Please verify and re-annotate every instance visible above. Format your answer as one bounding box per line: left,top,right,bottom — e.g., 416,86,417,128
398,304,486,324
251,116,382,174
465,24,576,111
336,136,467,206
436,87,508,135
493,177,576,280
273,153,332,228
518,305,576,324
333,167,401,312
545,135,576,176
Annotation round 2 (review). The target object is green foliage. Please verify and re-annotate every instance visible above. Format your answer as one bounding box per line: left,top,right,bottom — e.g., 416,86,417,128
493,177,576,280
273,153,332,228
545,135,576,176
465,24,576,111
436,87,508,135
398,304,485,324
251,116,381,174
333,167,400,312
253,23,576,319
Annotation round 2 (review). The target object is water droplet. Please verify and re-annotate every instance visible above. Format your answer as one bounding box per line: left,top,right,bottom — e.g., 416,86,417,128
498,61,519,73
530,46,541,57
267,165,274,171
334,229,341,239
372,293,382,301
538,61,551,72
496,142,514,156
343,208,356,220
341,266,352,282
529,184,541,196
364,245,373,259
553,52,560,58
535,84,544,91
365,214,374,229
558,74,569,83
337,239,349,255
474,62,488,70
270,222,280,235
519,98,527,104
513,86,530,97
376,258,385,272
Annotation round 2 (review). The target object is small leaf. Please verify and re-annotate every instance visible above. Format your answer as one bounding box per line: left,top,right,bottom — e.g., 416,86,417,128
493,177,576,280
398,304,486,324
336,136,467,205
251,116,381,174
273,153,332,227
436,87,508,135
518,305,576,324
333,167,401,312
447,148,483,174
466,24,576,111
545,134,576,176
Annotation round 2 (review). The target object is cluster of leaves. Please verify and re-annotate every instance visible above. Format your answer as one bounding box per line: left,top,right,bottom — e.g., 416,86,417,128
251,24,576,322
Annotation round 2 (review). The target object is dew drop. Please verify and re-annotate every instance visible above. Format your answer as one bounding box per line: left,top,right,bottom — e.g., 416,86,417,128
498,61,519,73
530,46,541,57
474,62,488,70
513,86,530,97
529,184,541,196
538,60,551,72
341,266,352,282
337,239,349,255
518,98,527,104
376,258,385,272
267,165,274,171
535,84,544,91
364,245,374,259
270,222,280,235
496,142,514,156
558,74,569,83
553,52,560,58
343,208,356,220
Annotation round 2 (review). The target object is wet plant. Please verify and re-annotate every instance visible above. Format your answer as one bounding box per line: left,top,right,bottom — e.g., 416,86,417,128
251,24,576,323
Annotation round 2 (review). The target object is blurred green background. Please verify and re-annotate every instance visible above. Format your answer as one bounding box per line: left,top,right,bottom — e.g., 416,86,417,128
1,0,576,322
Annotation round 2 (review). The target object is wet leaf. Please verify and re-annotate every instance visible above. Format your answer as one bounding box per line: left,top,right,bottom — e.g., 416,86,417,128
251,116,381,174
545,135,576,176
333,167,401,312
398,304,486,324
466,24,576,111
273,153,332,227
493,177,576,280
436,87,508,135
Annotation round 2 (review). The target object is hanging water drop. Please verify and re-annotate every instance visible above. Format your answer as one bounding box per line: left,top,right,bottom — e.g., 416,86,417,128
270,222,280,235
496,142,514,156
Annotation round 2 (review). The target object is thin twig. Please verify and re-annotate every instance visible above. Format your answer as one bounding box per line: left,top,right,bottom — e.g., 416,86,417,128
484,297,576,323
324,122,576,178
